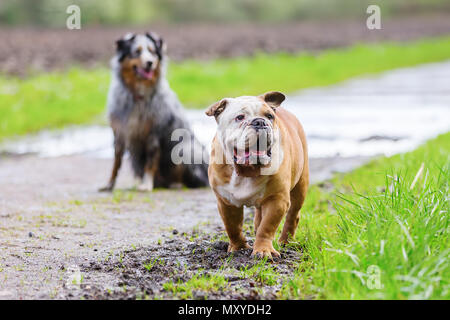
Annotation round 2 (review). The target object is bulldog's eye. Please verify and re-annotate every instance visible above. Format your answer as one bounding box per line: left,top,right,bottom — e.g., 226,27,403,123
235,114,245,122
135,48,142,55
266,113,274,120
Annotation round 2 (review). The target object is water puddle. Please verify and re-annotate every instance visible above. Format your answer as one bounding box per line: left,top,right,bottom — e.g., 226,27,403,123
1,61,449,159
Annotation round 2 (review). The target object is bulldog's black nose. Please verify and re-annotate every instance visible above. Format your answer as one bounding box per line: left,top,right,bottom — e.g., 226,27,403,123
251,118,267,129
145,61,153,71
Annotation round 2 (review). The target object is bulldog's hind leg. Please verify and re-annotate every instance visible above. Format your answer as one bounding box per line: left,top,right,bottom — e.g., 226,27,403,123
279,176,308,244
99,134,125,192
217,199,250,252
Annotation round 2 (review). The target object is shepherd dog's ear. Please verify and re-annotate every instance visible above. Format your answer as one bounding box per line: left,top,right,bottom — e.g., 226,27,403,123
116,39,126,51
205,99,227,118
146,32,165,60
116,33,135,61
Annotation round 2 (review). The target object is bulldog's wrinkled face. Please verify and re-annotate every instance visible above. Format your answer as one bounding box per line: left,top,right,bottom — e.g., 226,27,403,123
206,92,285,167
116,33,164,81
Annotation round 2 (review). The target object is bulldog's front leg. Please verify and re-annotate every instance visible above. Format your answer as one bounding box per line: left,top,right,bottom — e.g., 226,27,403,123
217,198,250,252
252,195,289,259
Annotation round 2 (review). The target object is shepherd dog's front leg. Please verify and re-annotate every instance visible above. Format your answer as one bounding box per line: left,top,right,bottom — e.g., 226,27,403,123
137,139,160,192
99,134,125,192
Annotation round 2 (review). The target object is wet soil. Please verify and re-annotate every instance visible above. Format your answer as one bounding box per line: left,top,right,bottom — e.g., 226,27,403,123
1,14,450,76
63,227,302,300
0,154,359,299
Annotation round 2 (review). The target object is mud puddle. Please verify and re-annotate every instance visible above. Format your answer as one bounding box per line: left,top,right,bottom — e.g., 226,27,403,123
61,223,303,300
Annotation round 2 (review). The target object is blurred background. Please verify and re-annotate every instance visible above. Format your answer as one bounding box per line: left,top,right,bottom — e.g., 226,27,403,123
0,0,449,165
2,0,450,26
1,0,450,75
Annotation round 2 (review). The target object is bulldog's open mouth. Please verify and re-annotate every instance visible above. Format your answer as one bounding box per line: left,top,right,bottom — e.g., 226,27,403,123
134,66,154,80
233,144,272,166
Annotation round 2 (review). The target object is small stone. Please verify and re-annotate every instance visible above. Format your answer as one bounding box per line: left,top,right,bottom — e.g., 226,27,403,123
226,276,241,282
28,232,34,238
213,241,228,251
172,229,179,235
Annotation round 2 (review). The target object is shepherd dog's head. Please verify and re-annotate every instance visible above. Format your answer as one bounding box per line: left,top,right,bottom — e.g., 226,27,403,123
115,32,166,96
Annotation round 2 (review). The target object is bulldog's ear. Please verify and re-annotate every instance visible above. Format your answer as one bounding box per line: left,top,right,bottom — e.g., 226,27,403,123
205,99,227,117
261,91,285,109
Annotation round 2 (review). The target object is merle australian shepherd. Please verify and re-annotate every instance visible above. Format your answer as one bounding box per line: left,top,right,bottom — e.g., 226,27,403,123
100,32,209,191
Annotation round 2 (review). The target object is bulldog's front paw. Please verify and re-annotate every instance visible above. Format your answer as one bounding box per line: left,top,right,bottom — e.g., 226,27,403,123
251,239,280,259
227,241,250,253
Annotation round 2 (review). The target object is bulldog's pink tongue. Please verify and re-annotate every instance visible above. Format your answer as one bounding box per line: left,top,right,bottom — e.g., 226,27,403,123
253,150,266,156
234,149,249,163
234,149,266,163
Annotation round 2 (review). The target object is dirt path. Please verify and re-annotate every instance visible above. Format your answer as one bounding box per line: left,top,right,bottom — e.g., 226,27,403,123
0,153,367,299
0,155,216,299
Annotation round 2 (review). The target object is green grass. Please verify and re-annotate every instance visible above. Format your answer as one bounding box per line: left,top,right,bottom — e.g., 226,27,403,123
240,259,280,286
280,132,450,299
2,36,450,141
0,68,110,141
162,272,228,299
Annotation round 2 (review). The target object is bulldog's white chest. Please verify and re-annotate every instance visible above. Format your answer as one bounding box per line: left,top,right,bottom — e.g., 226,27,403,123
216,172,269,207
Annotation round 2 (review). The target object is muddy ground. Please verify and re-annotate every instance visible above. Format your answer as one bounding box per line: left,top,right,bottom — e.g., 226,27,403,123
1,14,450,76
0,154,366,300
67,229,303,300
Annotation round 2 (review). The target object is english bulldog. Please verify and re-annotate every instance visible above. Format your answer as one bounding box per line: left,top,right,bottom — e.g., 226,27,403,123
206,91,309,258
